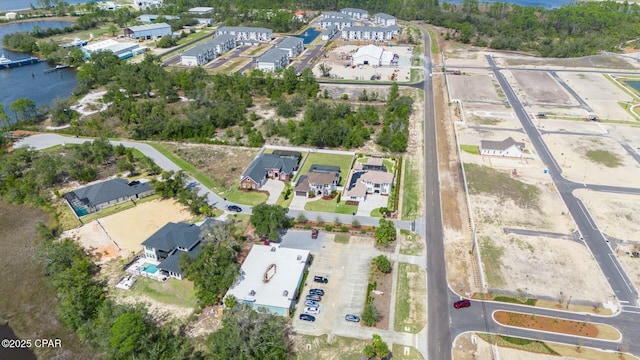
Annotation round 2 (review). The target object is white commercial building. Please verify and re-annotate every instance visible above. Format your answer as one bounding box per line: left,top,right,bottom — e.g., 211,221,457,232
81,39,145,60
257,48,290,72
188,7,213,15
277,37,304,58
373,13,397,26
181,34,236,66
353,44,383,66
215,26,273,44
225,245,309,316
124,23,172,40
340,8,369,20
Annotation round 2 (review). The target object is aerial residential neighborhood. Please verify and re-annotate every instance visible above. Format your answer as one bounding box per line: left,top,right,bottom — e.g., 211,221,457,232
1,1,640,360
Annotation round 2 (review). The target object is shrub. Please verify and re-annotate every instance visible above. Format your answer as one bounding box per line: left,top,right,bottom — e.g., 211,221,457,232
361,303,381,326
324,225,333,232
373,255,392,274
340,226,349,233
303,224,312,230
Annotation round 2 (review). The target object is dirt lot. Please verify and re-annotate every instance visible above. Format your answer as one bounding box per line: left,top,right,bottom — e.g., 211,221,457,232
447,69,504,103
313,44,413,82
62,199,193,263
543,134,640,187
163,143,261,190
507,70,576,106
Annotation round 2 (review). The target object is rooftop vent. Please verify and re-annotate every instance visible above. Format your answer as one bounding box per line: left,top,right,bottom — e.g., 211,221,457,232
270,247,276,252
282,290,288,297
297,255,302,261
249,290,256,296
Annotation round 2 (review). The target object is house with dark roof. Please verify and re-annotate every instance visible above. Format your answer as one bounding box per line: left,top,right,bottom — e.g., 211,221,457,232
240,152,301,190
141,220,214,280
64,178,154,216
342,158,394,203
294,164,341,197
257,48,290,72
479,137,526,158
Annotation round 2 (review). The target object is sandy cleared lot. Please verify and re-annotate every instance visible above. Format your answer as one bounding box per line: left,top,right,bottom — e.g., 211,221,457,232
448,70,504,103
574,190,640,241
508,70,576,106
318,83,391,101
63,199,193,263
313,44,412,82
535,119,608,135
543,134,640,187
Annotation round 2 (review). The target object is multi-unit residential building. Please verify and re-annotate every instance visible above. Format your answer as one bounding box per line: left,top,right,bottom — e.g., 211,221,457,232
256,48,290,72
276,37,304,58
341,25,401,41
180,34,236,66
215,26,273,44
340,7,369,20
319,16,355,30
321,25,339,40
373,13,397,26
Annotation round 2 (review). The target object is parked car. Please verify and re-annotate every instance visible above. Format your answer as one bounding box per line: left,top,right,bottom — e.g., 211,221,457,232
309,288,325,296
345,314,360,322
306,294,321,302
311,229,319,239
226,205,242,212
299,314,316,322
453,299,471,309
304,300,319,307
313,276,328,284
304,306,320,315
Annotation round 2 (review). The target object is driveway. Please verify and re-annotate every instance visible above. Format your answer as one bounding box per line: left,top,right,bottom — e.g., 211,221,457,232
356,194,389,216
262,179,285,205
289,193,313,211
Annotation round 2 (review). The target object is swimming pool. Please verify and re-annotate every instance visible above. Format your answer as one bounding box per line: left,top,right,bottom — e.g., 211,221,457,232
143,263,158,274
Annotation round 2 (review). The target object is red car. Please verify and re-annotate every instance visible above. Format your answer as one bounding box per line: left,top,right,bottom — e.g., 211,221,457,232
453,299,471,309
311,229,319,239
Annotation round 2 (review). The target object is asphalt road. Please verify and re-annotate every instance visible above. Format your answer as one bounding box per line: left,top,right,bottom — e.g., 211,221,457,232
486,54,638,307
416,27,453,360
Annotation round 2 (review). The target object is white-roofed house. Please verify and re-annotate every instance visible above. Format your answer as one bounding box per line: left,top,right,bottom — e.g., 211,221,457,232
257,48,290,72
374,13,397,26
479,137,526,158
340,7,369,20
352,44,383,66
276,37,304,58
225,245,310,316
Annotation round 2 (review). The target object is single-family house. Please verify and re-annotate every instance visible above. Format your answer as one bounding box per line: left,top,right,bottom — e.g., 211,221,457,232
64,178,154,216
340,8,368,20
277,37,304,58
479,137,526,158
124,22,172,40
225,244,310,316
373,13,396,26
141,220,215,280
215,26,273,44
294,165,341,197
342,158,394,203
321,25,338,41
181,34,236,66
257,48,290,72
240,152,301,189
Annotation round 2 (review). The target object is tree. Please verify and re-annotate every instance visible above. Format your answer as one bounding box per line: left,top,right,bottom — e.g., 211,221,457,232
157,34,177,48
9,98,38,123
207,305,292,360
361,303,381,327
375,219,396,247
373,255,392,274
110,312,147,358
0,104,9,129
318,63,332,77
250,204,290,240
108,24,119,37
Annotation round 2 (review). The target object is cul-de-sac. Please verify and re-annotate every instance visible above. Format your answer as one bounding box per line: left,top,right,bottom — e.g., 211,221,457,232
1,0,640,359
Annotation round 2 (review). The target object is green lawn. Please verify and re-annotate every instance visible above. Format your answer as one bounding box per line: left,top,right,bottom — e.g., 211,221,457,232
391,344,425,360
80,194,161,223
224,185,268,206
464,163,541,209
295,152,355,185
304,196,358,214
355,157,395,173
130,277,198,308
480,236,506,287
399,230,424,256
370,207,384,218
401,158,419,220
394,263,426,333
334,234,350,244
460,144,480,155
586,149,623,167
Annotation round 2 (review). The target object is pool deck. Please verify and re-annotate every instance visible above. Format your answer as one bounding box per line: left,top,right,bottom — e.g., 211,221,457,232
125,257,167,282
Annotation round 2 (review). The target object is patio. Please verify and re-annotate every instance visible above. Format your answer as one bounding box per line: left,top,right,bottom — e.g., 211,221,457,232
125,257,168,282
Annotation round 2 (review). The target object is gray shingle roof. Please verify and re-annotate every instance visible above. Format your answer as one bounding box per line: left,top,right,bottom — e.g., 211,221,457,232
258,48,289,63
344,25,395,33
242,153,299,183
374,13,395,19
69,178,152,207
341,8,368,14
278,37,303,49
216,26,272,34
309,164,341,173
182,34,235,57
158,242,201,276
322,25,338,35
480,137,525,151
141,222,202,252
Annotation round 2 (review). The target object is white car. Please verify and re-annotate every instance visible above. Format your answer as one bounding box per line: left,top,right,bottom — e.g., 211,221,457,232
304,306,320,315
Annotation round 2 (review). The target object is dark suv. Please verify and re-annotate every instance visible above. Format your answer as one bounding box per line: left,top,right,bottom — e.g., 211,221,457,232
226,205,242,212
313,276,328,284
299,314,316,322
309,288,325,296
453,299,471,309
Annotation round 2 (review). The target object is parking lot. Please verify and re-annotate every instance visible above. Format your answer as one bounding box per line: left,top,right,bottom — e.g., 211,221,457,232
291,236,377,335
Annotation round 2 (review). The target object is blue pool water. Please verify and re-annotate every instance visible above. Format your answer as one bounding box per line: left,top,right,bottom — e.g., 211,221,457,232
143,264,159,274
295,28,321,44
